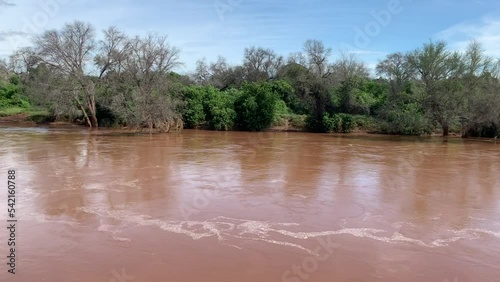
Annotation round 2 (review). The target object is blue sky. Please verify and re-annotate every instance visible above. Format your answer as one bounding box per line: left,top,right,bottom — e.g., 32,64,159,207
1,0,500,73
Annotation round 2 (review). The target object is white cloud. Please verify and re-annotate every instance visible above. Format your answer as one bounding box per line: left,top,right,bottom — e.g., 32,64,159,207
437,17,500,58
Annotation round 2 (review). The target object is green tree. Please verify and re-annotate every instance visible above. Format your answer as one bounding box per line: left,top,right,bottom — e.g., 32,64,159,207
234,82,278,131
407,41,465,136
182,86,207,128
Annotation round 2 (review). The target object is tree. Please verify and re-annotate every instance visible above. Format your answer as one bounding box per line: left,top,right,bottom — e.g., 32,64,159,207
459,42,500,137
407,41,465,136
243,46,283,81
303,39,332,78
277,62,315,114
287,52,307,66
0,59,9,80
35,21,98,127
8,47,41,75
193,56,245,90
95,27,131,79
119,34,183,132
234,82,278,131
376,52,414,95
329,52,369,85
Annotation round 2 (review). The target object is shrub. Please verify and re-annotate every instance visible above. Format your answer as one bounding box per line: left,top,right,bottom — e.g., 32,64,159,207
234,82,278,131
339,113,353,133
380,103,432,135
203,90,237,131
182,86,207,129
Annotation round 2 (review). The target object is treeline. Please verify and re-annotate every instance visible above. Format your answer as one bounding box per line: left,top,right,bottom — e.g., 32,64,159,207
1,21,499,137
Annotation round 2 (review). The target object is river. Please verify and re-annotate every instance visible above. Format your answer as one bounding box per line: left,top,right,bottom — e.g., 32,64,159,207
0,126,499,282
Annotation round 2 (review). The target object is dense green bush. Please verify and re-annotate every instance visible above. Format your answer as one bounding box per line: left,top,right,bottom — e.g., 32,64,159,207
333,77,387,115
309,112,355,133
351,115,380,132
181,86,238,131
380,103,432,135
203,88,237,131
339,113,353,133
182,86,208,128
0,76,30,109
234,82,278,131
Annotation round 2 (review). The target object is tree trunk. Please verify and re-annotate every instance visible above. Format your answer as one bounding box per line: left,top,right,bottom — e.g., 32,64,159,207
87,96,98,128
75,98,92,128
86,83,98,128
443,124,449,137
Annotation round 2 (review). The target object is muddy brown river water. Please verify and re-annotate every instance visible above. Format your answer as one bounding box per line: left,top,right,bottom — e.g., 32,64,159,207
0,126,499,282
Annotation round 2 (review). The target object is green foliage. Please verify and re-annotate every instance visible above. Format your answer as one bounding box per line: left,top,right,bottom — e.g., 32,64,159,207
0,76,30,110
269,80,305,114
203,88,237,131
309,112,354,133
234,82,278,131
351,115,380,132
181,86,238,131
273,99,291,125
339,113,353,133
321,113,341,133
380,103,432,135
182,86,208,128
333,77,386,115
290,114,307,129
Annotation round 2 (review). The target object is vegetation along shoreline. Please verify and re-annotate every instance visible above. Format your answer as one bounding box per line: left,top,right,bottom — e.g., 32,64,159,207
1,21,499,139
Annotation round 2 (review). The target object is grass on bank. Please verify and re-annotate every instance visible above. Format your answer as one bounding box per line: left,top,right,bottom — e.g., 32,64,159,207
0,107,53,123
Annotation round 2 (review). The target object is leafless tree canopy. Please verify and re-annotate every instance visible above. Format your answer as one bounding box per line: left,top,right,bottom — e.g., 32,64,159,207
95,27,131,79
24,22,183,131
36,21,96,77
243,46,284,80
303,39,332,78
0,59,9,80
9,47,41,74
120,34,183,131
330,52,369,83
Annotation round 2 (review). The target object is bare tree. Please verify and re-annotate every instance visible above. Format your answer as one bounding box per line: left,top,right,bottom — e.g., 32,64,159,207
330,52,369,83
8,47,41,74
95,27,131,79
287,52,307,66
303,39,332,78
35,21,98,127
0,59,9,80
194,58,211,85
243,46,283,81
121,34,183,132
193,56,245,89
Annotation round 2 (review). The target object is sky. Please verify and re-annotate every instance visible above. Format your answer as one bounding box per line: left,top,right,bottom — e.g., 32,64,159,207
1,0,500,74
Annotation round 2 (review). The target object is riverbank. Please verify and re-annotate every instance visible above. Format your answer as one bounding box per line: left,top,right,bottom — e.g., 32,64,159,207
0,113,470,140
0,108,55,124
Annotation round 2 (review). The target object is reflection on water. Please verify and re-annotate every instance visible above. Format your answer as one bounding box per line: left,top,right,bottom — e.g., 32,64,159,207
0,127,499,282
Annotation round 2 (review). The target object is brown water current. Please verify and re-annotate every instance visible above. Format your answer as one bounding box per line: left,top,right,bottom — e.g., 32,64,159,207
0,126,499,282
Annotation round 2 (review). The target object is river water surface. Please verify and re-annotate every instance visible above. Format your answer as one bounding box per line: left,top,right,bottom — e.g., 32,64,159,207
0,127,499,282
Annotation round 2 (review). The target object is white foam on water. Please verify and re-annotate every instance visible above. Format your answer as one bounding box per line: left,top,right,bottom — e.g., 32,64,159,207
457,228,500,239
97,220,132,242
24,213,78,226
229,234,316,254
75,207,500,253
